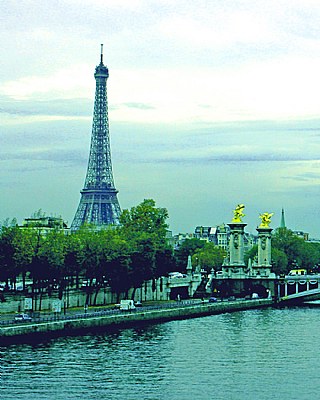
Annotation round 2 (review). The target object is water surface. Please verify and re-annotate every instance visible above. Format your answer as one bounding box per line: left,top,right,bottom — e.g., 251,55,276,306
1,307,319,400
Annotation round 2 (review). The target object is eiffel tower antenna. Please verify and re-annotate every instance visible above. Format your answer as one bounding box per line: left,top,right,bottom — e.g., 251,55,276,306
71,45,121,230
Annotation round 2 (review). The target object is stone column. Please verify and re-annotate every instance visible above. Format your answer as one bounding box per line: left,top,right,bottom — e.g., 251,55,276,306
186,255,192,276
257,227,272,267
228,223,247,266
254,226,273,277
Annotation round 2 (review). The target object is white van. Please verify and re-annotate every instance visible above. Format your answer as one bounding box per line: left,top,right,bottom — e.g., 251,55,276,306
120,300,136,311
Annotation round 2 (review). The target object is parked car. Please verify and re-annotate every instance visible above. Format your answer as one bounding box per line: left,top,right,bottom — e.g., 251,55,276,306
135,301,142,307
168,272,184,279
209,297,217,303
14,313,32,322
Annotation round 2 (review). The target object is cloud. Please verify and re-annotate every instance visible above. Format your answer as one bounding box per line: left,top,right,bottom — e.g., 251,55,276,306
0,96,92,117
0,64,92,100
136,154,320,165
2,0,320,237
121,102,155,110
0,148,87,166
158,11,275,49
285,172,320,182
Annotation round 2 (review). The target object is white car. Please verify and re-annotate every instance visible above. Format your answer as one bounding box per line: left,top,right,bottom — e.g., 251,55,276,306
14,313,32,322
168,272,184,278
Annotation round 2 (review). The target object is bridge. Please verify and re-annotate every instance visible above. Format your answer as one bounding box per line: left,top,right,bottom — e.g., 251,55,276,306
278,275,320,303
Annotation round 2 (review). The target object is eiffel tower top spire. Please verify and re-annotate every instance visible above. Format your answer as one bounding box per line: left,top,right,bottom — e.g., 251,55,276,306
71,45,121,230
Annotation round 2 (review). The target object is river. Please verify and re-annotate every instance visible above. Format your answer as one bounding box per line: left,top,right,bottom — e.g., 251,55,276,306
1,306,319,400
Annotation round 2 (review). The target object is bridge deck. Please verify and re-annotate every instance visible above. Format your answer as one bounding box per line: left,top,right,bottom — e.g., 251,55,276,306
280,287,320,302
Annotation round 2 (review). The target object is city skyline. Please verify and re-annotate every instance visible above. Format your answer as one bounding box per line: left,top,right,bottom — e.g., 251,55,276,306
1,1,320,237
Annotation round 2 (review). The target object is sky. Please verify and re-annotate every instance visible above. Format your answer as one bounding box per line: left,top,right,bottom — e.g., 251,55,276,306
1,0,320,237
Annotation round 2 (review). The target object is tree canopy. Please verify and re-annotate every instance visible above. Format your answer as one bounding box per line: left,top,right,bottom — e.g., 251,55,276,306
0,200,173,302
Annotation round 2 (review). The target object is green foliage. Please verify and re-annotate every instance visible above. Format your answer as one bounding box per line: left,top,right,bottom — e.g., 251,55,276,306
0,200,247,299
106,255,131,300
244,244,288,275
3,205,320,301
244,244,258,267
155,248,176,278
174,238,206,271
119,199,169,250
31,209,46,219
191,242,226,273
117,199,172,290
0,218,17,231
0,226,20,282
272,227,320,272
271,247,288,275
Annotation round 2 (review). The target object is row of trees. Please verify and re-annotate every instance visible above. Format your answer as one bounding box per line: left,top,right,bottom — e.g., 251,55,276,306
0,200,178,303
1,199,319,304
0,200,230,301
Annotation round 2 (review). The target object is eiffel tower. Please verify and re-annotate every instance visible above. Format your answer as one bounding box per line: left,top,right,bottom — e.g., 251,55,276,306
71,45,121,230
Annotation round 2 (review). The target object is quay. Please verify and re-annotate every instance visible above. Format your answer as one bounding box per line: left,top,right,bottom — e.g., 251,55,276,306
0,299,273,345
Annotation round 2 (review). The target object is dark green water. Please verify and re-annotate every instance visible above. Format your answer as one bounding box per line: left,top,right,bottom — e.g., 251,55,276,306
1,307,319,400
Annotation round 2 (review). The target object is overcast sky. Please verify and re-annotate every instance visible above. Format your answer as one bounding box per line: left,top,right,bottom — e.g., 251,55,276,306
1,0,320,237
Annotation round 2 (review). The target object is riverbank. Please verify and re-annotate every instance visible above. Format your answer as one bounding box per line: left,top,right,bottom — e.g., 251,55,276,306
0,299,273,345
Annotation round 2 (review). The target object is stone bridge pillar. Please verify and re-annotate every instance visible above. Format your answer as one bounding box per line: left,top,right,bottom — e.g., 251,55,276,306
228,223,247,267
257,227,272,267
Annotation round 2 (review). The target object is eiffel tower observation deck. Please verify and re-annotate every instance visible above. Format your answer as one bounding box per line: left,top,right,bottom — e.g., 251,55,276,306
71,45,121,230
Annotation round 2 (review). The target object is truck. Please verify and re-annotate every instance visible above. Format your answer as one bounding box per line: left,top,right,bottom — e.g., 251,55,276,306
119,300,136,311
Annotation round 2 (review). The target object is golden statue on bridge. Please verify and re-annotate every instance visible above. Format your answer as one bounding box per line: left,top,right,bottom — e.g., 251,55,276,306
232,204,245,223
259,212,274,227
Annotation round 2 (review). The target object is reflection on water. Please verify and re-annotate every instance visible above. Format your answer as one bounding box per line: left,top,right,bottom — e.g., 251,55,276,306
1,308,320,400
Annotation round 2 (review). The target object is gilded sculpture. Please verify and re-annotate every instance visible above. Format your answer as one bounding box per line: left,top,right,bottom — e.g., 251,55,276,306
232,204,245,223
259,212,274,228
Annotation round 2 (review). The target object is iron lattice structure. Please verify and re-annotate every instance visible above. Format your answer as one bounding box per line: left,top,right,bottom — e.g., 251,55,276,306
71,46,121,230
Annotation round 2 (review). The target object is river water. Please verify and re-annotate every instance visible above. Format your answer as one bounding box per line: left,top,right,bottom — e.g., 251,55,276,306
1,307,319,400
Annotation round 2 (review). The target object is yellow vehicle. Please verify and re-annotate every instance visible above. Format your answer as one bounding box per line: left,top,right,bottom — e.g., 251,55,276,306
288,269,307,276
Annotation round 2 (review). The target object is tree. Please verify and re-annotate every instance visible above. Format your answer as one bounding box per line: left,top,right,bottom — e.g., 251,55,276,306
119,199,169,250
272,228,317,272
244,243,288,275
129,237,156,299
107,255,131,302
244,244,258,267
39,229,66,298
192,242,226,273
0,226,20,285
119,199,172,287
271,247,288,275
154,248,176,278
174,238,206,271
12,228,39,289
64,232,84,289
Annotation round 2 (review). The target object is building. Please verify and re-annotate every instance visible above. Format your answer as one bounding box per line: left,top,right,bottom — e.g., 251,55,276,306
173,233,195,249
194,223,255,253
293,230,309,241
21,216,69,235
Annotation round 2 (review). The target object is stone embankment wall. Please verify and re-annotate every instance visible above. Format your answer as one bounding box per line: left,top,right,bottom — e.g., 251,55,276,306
0,279,169,314
0,299,273,344
0,274,202,314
